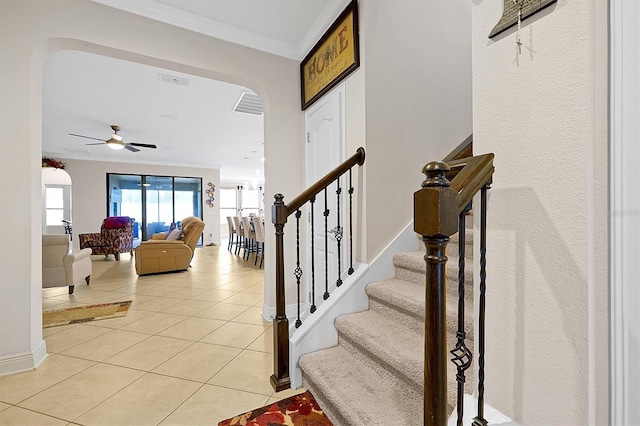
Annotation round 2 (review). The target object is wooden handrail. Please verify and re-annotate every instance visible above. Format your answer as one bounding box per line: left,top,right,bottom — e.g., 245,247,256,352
415,135,495,426
447,153,495,213
285,147,365,216
443,134,473,163
270,147,366,393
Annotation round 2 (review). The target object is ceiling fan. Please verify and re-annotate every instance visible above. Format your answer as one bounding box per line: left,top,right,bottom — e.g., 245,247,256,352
69,125,157,152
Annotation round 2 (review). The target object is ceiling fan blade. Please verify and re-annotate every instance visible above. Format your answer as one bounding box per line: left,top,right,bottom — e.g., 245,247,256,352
69,133,105,142
85,142,106,146
124,144,140,152
128,143,157,149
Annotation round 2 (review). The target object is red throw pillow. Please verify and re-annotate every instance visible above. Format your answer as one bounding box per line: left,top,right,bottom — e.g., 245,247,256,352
104,216,130,229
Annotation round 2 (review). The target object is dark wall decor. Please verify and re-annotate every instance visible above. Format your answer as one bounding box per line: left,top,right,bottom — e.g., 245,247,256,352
489,0,557,38
300,0,359,110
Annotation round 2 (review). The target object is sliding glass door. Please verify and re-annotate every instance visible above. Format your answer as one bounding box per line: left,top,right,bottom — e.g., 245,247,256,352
145,176,174,237
108,173,202,243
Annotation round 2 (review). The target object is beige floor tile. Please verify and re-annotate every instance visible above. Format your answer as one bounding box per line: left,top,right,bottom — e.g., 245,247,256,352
208,350,274,396
75,373,201,426
159,384,269,426
0,406,68,425
231,306,271,326
223,292,264,306
0,355,95,405
152,342,240,382
200,322,268,349
243,283,265,294
0,402,8,412
119,312,187,334
18,363,144,422
216,280,259,292
42,299,68,310
271,386,306,400
105,335,192,371
61,330,149,361
160,299,215,316
161,287,211,300
189,289,237,302
246,327,273,353
193,303,250,321
129,285,184,297
82,308,153,329
129,297,183,312
157,317,226,341
42,324,77,338
44,325,112,354
62,290,128,304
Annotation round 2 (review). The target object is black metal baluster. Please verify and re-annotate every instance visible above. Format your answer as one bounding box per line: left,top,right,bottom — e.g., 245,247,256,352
323,188,330,300
335,179,343,287
294,210,303,328
473,184,490,426
451,205,473,426
348,168,354,275
310,197,317,314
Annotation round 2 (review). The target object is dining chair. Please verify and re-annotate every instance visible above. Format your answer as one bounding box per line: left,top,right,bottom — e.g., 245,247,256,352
241,216,256,261
232,216,244,256
252,216,265,268
226,216,237,251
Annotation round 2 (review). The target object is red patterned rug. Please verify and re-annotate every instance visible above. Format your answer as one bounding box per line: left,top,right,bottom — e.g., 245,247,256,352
218,390,332,426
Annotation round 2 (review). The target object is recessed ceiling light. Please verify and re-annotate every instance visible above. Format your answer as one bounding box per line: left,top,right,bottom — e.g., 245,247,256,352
161,114,179,121
260,157,265,162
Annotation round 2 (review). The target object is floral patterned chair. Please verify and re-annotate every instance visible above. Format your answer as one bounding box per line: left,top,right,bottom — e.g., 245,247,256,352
79,216,135,261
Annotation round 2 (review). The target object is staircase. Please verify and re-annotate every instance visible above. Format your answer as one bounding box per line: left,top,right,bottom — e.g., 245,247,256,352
299,225,474,425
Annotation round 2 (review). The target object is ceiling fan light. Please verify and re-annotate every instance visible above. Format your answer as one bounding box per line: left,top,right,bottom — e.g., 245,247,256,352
106,138,125,150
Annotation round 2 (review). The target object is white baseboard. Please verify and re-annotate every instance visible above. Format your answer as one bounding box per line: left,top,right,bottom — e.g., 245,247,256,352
261,302,303,322
447,394,518,426
0,340,48,377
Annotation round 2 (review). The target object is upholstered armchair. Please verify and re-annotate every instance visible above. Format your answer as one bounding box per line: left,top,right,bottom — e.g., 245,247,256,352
79,216,134,261
135,216,205,275
42,234,92,294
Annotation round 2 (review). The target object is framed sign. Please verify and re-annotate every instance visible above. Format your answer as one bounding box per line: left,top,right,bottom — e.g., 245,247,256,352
301,0,360,110
489,0,557,38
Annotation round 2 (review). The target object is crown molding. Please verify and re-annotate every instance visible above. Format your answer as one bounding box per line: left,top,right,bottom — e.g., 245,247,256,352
91,0,350,61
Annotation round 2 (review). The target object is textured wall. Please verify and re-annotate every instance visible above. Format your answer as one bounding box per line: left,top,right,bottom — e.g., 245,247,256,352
362,0,473,261
471,0,608,424
0,0,302,367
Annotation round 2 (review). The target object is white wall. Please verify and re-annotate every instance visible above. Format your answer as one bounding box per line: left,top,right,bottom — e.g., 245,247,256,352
62,159,220,248
610,0,640,424
0,0,303,373
361,0,473,261
471,1,608,424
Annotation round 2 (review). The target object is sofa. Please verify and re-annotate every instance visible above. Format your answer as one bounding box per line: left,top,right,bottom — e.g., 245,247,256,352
42,234,92,294
78,216,134,261
134,216,204,275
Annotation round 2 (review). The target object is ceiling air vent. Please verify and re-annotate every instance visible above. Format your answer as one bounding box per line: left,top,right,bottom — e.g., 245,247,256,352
233,91,263,116
158,73,190,87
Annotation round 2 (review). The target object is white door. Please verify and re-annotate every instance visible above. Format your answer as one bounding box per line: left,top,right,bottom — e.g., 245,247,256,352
305,84,346,309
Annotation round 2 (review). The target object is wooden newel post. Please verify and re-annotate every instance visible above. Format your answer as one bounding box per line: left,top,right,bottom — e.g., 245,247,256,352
270,193,291,392
414,161,458,426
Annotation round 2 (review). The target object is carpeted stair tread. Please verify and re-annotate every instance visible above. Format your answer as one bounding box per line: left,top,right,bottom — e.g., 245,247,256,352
366,279,475,336
300,345,423,426
393,251,474,297
335,310,423,390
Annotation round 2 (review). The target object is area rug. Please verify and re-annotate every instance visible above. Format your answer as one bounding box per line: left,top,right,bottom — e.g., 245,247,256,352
218,390,332,426
43,300,132,328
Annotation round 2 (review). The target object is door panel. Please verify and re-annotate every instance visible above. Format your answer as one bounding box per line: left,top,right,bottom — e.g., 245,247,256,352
305,84,345,307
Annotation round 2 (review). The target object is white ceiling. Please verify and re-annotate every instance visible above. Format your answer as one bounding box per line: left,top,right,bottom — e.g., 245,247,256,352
42,0,350,183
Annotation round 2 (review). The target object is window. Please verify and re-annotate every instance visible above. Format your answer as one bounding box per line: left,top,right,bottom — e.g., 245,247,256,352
108,173,203,242
45,187,64,226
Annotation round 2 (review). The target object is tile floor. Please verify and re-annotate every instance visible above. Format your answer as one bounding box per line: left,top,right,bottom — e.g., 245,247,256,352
0,245,303,425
